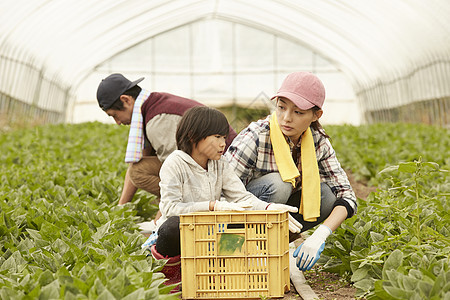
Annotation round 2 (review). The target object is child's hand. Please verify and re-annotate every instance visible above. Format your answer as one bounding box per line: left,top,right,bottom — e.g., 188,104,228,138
266,203,303,233
214,200,253,211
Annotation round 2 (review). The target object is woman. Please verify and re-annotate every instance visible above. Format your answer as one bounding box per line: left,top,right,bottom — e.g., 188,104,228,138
225,71,357,271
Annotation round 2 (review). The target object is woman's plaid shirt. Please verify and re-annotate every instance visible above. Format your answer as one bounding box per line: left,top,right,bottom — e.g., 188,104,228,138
224,116,357,217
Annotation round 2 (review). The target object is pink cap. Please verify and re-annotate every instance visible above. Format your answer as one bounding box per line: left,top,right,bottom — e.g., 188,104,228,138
271,72,325,109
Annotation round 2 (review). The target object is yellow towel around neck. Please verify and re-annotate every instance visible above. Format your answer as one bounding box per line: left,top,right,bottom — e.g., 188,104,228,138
269,112,321,222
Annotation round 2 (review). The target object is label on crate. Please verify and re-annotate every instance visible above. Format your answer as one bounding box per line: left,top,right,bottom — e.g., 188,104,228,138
218,233,245,255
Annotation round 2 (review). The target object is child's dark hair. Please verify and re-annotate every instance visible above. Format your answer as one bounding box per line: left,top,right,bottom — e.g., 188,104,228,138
176,106,229,155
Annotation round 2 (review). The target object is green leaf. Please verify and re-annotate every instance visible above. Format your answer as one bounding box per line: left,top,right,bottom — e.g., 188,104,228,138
402,275,419,291
429,271,447,297
373,279,397,300
398,162,417,173
0,251,26,272
353,278,374,292
39,280,60,300
408,269,422,280
370,232,384,243
26,229,50,248
378,165,399,175
121,288,145,300
52,239,70,256
40,220,63,240
62,290,78,300
158,292,182,299
38,270,55,287
421,162,440,170
92,221,111,243
352,267,369,282
26,229,43,240
108,269,128,294
418,280,433,298
383,250,403,271
384,285,414,299
72,277,90,295
0,287,24,300
384,270,401,288
97,288,116,300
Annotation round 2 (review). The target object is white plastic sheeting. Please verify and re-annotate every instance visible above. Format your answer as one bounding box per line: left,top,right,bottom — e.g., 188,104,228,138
1,0,450,126
74,18,357,125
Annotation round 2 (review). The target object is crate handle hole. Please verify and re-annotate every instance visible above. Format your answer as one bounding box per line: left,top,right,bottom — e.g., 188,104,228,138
226,223,245,229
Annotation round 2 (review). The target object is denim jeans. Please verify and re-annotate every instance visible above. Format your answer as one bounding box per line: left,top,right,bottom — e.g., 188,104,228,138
246,172,336,232
245,172,293,203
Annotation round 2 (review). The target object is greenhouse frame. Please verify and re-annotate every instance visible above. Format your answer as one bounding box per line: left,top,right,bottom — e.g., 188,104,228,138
0,0,449,127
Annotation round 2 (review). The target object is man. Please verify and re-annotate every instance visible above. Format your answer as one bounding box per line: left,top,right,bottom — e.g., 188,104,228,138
96,73,237,231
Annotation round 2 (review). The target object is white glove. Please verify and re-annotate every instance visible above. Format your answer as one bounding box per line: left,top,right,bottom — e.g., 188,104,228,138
214,199,253,211
266,203,303,233
137,220,157,234
293,224,332,271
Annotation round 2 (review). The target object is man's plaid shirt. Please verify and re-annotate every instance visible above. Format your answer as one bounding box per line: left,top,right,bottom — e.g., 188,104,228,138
224,116,357,217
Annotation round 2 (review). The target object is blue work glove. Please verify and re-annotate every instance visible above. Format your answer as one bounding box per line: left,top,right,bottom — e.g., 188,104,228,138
141,231,158,251
293,224,332,271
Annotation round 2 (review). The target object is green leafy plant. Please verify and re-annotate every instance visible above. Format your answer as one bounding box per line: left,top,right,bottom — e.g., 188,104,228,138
1,121,448,299
324,123,450,186
0,123,176,299
321,159,449,299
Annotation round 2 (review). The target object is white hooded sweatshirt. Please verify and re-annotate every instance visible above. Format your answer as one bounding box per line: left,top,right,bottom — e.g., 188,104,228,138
157,150,268,226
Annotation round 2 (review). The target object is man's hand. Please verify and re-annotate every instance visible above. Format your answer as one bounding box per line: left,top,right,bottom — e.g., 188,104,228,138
293,224,332,271
266,203,303,233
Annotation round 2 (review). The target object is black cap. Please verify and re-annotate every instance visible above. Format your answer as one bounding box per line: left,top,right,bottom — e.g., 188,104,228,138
96,73,144,111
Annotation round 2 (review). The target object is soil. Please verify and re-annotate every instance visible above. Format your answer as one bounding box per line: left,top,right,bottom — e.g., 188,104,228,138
345,170,378,201
282,170,376,300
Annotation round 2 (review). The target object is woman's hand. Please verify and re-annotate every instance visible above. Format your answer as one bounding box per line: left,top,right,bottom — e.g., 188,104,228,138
293,224,332,271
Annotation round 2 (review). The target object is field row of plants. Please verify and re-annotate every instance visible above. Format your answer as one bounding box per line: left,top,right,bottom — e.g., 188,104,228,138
321,123,449,300
0,121,448,299
0,123,172,299
325,123,449,186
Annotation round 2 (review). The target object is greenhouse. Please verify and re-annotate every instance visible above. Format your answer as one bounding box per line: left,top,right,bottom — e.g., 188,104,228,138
1,1,449,300
1,0,449,127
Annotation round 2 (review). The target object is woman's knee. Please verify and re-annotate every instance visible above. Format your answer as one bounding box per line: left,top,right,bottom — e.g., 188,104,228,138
320,183,336,217
246,173,292,203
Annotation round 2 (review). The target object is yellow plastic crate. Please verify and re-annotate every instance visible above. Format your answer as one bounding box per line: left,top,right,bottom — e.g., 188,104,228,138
180,210,290,299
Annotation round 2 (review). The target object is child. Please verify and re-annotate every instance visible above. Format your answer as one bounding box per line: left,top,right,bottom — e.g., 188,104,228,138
144,106,302,287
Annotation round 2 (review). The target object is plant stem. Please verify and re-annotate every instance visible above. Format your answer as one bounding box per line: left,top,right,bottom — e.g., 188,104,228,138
414,158,421,246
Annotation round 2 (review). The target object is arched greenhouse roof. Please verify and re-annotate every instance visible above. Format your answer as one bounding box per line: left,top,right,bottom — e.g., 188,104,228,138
1,0,449,126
